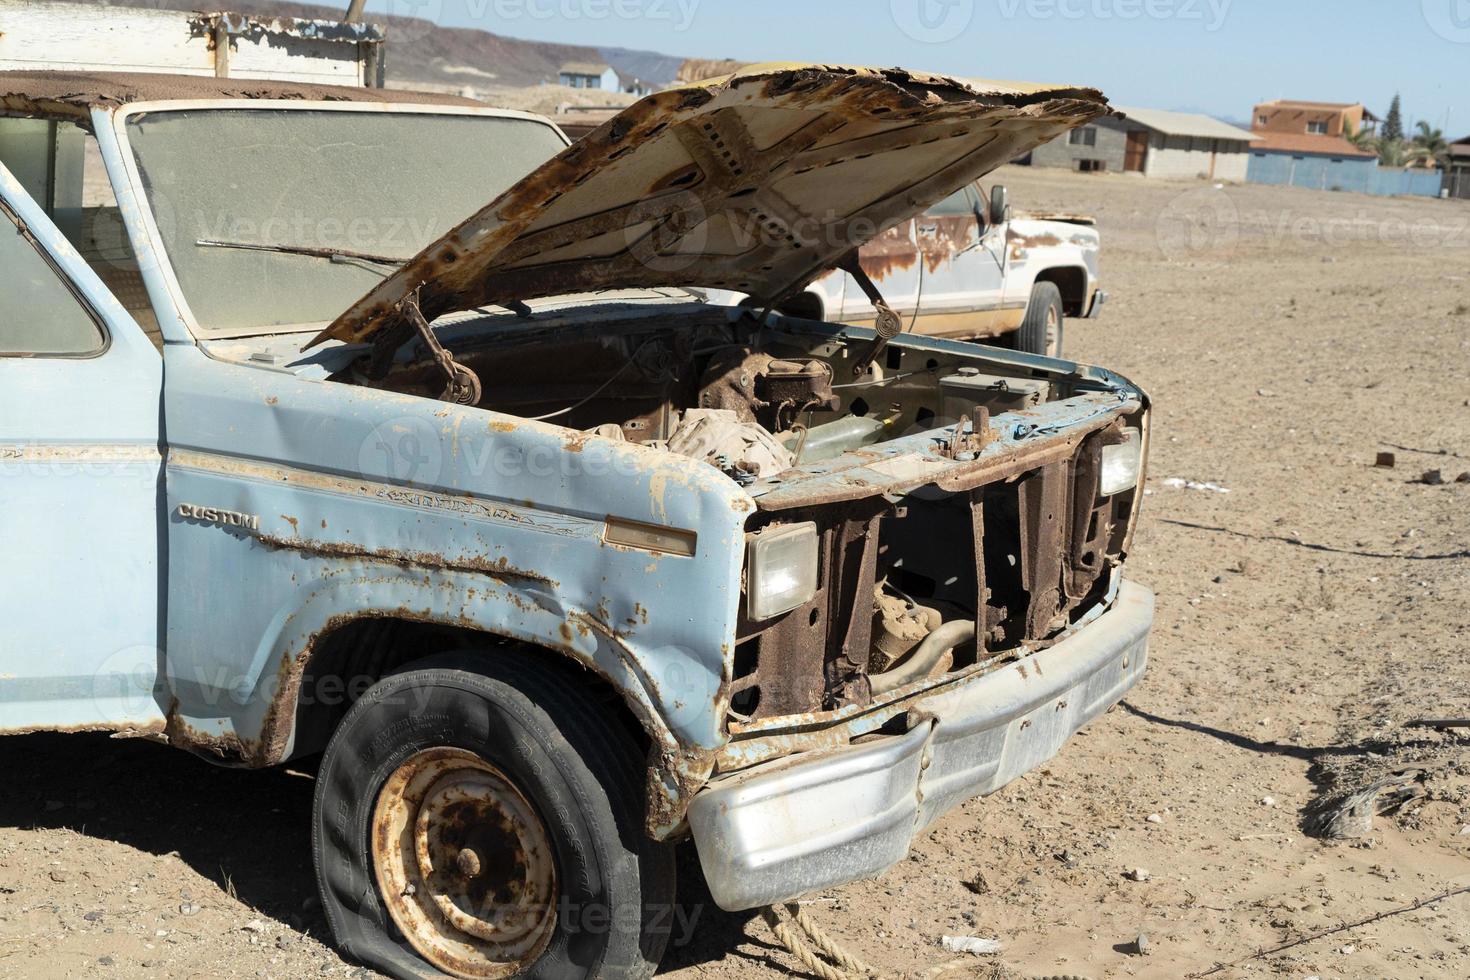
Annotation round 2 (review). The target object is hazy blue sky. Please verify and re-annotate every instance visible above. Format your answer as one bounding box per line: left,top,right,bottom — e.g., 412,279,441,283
362,0,1468,136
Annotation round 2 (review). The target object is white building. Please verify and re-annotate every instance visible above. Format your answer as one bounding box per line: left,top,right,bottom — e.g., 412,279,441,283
558,61,620,92
1031,105,1259,181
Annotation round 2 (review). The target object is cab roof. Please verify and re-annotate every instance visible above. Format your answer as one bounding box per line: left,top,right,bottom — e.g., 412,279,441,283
0,70,480,125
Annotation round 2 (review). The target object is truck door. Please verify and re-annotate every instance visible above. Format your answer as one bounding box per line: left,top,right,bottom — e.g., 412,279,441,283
840,218,922,327
0,162,166,734
911,184,1010,340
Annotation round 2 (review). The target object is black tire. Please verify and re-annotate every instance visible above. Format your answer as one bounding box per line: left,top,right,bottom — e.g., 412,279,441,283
1016,281,1065,357
312,652,674,980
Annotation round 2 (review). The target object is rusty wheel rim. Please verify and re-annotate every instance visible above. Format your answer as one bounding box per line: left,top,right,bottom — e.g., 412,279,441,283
372,748,557,979
1045,305,1061,357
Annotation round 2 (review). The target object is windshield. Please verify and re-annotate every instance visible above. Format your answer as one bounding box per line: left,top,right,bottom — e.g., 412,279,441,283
125,107,567,338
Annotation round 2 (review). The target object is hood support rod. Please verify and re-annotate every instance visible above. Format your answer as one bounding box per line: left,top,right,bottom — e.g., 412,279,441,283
839,252,904,379
402,295,483,406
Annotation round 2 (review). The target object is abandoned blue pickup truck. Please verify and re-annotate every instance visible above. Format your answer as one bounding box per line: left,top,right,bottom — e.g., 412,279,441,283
0,65,1153,979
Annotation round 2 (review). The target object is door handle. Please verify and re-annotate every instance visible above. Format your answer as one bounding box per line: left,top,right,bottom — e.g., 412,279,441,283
917,224,939,235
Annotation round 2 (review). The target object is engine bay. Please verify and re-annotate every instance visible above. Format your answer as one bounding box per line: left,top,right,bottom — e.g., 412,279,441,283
332,302,1078,484
326,301,1145,722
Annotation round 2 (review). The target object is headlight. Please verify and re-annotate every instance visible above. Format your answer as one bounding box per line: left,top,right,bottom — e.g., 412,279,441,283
1100,429,1143,495
746,522,819,621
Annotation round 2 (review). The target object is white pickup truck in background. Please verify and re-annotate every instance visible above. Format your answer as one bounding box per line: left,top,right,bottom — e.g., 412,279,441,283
734,181,1106,358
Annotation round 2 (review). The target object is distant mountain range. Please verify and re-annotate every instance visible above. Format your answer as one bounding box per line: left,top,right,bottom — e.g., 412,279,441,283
119,0,688,91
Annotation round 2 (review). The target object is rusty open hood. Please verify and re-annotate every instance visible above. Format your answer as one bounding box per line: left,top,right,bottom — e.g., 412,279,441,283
306,64,1108,349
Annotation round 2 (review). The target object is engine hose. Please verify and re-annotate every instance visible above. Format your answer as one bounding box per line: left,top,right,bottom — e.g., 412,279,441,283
869,619,976,696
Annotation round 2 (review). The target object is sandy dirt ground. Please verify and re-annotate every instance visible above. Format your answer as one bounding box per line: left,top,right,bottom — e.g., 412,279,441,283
1,166,1467,980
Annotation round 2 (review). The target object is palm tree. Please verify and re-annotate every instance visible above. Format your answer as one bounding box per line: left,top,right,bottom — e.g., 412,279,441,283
1377,138,1411,168
1408,121,1449,169
1344,122,1378,154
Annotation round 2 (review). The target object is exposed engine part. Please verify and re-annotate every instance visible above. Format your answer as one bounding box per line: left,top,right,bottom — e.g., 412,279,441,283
698,350,839,431
784,415,894,464
663,409,794,483
870,619,976,696
940,369,1051,419
941,410,991,461
760,358,840,426
869,587,942,674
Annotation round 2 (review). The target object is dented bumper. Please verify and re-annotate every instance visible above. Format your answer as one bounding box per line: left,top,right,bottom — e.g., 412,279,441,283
688,580,1152,911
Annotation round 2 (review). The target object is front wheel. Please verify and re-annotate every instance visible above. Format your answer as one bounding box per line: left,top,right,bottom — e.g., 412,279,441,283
1015,281,1065,357
312,653,674,979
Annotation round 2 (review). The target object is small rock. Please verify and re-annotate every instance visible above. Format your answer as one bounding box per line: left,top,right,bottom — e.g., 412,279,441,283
48,870,68,883
962,871,991,895
1146,814,1163,824
1374,451,1395,468
241,919,266,934
1134,932,1150,955
83,911,105,923
98,956,114,966
1457,472,1470,484
940,935,1002,955
1338,944,1357,955
1260,796,1276,807
1126,868,1150,882
1458,825,1470,837
179,902,200,917
1417,469,1446,486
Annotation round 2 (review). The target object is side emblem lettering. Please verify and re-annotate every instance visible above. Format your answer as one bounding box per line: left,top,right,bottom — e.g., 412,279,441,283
177,503,260,531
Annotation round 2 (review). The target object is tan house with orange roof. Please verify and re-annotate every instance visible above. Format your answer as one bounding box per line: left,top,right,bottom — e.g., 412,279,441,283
1252,99,1379,140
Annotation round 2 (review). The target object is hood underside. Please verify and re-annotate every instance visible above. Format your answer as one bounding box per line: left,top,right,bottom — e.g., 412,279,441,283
308,64,1108,349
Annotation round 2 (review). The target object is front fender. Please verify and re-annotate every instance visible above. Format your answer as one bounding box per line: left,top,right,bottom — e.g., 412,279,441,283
162,347,754,834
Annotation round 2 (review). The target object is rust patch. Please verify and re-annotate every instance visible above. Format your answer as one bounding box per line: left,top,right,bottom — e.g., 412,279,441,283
0,719,167,739
917,214,981,274
254,532,557,588
859,221,920,282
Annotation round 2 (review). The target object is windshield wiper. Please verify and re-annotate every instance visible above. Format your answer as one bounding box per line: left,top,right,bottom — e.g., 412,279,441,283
195,239,406,267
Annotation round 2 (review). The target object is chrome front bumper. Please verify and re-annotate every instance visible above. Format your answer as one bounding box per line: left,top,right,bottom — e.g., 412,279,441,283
689,580,1153,911
1085,288,1109,318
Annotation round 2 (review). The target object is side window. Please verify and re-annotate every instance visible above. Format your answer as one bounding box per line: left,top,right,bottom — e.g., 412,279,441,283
0,118,161,349
0,210,106,356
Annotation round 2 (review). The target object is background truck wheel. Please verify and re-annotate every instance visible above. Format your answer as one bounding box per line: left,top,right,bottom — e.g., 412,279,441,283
312,653,674,980
1016,281,1065,357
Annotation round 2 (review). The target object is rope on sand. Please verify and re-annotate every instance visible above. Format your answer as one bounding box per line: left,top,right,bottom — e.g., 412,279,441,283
763,902,1095,980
